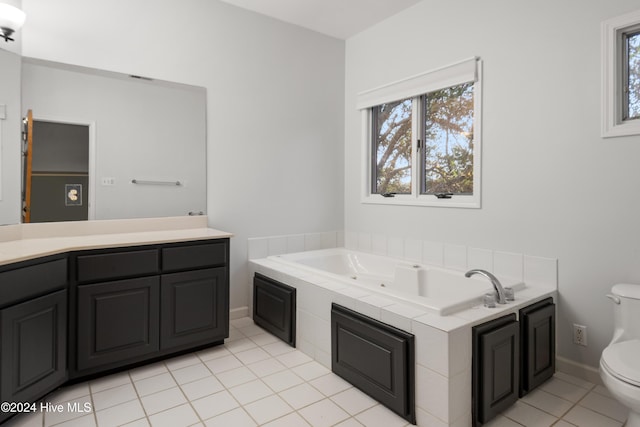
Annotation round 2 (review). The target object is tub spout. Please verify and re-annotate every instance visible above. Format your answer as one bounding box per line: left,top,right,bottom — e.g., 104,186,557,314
465,269,507,304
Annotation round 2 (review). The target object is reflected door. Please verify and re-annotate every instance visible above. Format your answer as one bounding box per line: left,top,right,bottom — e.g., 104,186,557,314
23,114,89,223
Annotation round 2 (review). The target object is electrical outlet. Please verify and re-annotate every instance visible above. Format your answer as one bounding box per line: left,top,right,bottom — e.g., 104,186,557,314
101,177,115,186
573,324,587,346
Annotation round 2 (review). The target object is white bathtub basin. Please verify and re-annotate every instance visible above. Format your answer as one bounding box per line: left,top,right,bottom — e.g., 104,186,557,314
270,248,524,316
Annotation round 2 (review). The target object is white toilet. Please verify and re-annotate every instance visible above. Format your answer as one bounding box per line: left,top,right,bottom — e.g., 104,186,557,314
600,283,640,427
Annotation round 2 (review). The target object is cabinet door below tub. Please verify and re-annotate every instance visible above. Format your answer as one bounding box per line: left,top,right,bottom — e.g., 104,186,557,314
520,298,555,396
473,313,520,426
253,274,296,346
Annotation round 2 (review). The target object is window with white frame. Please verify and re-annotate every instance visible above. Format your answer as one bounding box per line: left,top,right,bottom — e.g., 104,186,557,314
602,10,640,137
358,57,482,208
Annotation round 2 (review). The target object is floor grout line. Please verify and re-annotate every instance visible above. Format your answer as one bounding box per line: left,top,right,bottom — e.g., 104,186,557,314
499,375,626,427
7,318,629,427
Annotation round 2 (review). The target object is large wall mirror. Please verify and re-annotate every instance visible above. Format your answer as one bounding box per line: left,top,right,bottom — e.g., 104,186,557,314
17,57,207,224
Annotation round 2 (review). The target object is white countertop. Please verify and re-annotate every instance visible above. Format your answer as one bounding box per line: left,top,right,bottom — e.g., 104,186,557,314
0,216,232,266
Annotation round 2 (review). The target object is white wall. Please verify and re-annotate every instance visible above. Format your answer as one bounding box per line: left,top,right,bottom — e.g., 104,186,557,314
18,0,634,372
345,0,640,369
0,48,22,225
20,0,345,310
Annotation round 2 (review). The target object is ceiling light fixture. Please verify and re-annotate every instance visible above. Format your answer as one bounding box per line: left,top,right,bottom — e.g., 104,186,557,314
0,3,26,42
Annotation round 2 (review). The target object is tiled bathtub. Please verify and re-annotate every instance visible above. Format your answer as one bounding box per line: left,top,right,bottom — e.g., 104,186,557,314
249,245,557,426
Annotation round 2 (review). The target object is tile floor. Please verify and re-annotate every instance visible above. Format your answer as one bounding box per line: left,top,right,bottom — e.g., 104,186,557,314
3,317,630,427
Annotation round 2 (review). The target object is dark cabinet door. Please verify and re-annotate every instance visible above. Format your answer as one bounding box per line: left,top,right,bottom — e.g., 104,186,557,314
520,298,555,396
331,304,415,424
77,277,160,372
253,274,296,346
160,268,228,350
0,290,67,407
473,314,520,426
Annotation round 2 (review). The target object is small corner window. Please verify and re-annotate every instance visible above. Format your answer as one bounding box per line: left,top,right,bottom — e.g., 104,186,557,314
358,58,482,208
623,28,640,121
602,10,640,137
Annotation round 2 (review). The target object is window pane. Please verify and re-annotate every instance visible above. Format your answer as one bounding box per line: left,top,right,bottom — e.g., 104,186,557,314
372,99,412,194
422,82,474,195
627,31,640,120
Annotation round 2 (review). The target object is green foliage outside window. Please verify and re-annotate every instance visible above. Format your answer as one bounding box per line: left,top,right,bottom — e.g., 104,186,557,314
423,82,474,195
371,82,475,196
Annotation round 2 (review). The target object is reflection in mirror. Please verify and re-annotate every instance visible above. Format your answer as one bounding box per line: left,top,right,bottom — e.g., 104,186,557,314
21,58,207,223
23,115,90,222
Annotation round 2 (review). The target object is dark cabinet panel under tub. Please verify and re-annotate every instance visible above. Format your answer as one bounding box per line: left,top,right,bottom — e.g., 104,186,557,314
520,297,555,396
160,268,228,350
473,313,520,426
253,274,296,346
331,303,416,424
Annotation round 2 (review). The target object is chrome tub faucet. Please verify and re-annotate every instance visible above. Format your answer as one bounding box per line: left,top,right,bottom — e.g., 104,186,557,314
465,269,507,304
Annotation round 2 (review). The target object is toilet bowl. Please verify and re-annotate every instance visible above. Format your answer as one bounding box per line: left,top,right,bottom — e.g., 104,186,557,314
600,340,640,426
600,284,640,427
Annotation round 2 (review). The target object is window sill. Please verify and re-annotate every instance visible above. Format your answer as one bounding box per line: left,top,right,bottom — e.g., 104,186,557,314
601,119,640,138
361,194,480,209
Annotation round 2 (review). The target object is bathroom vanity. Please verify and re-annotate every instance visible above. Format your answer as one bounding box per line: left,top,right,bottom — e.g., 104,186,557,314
0,216,231,423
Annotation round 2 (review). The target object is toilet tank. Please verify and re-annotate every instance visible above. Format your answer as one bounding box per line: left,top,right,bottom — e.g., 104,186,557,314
609,283,640,343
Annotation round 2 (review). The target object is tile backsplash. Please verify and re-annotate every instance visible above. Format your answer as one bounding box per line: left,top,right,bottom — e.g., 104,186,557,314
248,230,557,289
247,231,344,260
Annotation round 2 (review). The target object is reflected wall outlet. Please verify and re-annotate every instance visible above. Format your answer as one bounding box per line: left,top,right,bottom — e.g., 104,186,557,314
573,324,587,346
101,177,115,186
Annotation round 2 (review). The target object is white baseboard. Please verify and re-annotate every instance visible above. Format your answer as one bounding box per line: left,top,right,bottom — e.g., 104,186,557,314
556,356,602,385
230,306,249,320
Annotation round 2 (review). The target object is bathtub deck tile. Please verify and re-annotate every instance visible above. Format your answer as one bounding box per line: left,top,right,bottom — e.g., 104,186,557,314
306,274,331,285
332,293,358,310
359,294,395,307
354,300,382,320
318,280,348,291
380,309,412,331
383,303,429,319
413,312,468,333
336,287,371,300
453,305,500,322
